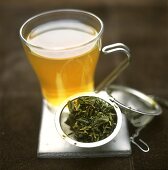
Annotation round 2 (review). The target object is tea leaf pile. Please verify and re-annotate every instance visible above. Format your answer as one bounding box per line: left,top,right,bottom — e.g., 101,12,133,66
65,96,117,142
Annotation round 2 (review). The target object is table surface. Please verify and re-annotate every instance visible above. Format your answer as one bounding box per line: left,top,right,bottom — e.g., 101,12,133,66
0,1,168,170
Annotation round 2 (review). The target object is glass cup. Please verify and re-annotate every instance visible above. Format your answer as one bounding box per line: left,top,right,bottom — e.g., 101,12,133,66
20,9,131,108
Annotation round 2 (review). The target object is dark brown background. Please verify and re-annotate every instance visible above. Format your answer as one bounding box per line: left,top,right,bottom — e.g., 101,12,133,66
0,0,168,170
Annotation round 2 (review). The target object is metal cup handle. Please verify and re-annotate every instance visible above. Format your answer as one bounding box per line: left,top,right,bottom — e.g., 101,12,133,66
96,43,131,92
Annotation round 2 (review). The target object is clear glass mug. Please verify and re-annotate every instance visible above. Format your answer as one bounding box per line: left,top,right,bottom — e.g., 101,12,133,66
20,9,131,108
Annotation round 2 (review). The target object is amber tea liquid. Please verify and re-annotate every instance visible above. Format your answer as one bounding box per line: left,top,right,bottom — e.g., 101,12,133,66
23,20,100,106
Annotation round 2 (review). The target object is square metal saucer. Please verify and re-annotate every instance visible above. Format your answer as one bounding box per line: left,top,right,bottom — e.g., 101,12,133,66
37,102,131,158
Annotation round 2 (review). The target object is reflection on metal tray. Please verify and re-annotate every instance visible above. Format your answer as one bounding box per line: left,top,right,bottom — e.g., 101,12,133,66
37,100,131,158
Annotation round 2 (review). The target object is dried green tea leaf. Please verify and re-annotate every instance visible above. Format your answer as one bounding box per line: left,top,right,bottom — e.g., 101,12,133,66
65,96,117,142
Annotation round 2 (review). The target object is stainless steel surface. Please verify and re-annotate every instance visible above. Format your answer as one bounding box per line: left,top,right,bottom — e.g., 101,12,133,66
55,92,122,148
37,101,131,158
149,95,168,109
106,85,162,127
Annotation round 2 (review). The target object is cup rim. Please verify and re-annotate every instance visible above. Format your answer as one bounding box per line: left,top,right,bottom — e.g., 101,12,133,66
19,9,104,51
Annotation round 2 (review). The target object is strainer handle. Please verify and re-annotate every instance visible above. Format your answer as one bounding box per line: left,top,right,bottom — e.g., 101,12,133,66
130,137,150,153
130,126,150,152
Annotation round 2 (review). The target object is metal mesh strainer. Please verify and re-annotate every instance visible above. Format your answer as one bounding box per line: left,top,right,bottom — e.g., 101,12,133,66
55,92,122,148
